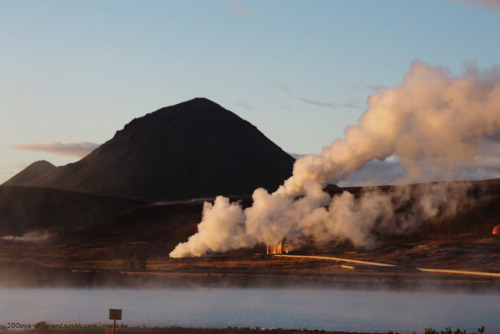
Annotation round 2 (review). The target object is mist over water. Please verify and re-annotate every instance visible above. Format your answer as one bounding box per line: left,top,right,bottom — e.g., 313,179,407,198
0,288,498,333
171,61,500,258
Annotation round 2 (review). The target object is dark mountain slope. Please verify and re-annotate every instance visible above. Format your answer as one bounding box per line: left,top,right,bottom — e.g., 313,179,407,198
65,195,255,249
22,98,295,201
0,186,143,237
3,160,55,186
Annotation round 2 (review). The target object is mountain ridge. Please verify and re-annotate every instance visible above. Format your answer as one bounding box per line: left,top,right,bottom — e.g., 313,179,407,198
6,98,295,201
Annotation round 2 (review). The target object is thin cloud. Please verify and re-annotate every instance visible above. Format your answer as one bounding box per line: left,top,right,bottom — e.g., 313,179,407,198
12,141,99,158
237,101,255,110
451,0,500,11
340,102,362,109
366,84,388,92
272,80,293,94
279,103,292,110
228,1,253,15
299,97,336,108
274,79,354,109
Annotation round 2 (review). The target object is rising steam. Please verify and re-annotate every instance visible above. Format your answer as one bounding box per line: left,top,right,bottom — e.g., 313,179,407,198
170,61,500,258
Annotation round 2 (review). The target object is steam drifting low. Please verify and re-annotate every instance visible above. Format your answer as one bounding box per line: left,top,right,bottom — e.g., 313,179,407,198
170,61,500,258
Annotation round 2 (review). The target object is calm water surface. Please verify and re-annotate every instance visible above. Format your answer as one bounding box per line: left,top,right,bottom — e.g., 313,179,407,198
0,288,498,333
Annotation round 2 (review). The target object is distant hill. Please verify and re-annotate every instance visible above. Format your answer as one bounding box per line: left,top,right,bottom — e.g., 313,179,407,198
3,160,55,186
0,186,143,237
7,98,295,201
56,179,500,251
66,195,255,250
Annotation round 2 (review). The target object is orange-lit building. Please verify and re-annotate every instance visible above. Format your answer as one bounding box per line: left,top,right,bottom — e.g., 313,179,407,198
266,239,288,255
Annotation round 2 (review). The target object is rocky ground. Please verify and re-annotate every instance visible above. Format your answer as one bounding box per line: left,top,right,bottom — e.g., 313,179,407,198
0,234,499,291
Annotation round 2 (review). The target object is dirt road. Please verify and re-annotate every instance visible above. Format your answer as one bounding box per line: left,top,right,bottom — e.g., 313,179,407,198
276,254,500,278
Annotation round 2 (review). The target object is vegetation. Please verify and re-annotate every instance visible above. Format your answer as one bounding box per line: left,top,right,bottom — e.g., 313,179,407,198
5,325,488,334
424,326,485,334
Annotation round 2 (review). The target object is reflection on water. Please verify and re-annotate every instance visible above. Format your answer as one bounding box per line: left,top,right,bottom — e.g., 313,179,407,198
0,288,498,333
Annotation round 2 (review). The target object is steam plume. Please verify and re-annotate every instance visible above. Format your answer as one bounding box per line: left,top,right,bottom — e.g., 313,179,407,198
170,61,500,258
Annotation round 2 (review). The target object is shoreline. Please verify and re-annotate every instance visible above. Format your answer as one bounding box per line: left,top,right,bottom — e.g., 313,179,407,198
2,327,380,334
2,283,496,334
5,324,489,334
1,236,499,291
0,257,499,292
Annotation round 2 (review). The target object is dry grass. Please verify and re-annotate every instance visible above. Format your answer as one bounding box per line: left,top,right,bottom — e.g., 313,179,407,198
13,326,366,334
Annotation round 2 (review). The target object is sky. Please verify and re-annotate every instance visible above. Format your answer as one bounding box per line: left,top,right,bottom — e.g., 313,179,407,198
1,0,499,185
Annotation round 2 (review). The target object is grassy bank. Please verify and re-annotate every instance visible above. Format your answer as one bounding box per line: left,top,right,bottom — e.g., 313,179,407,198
4,325,489,334
5,327,364,334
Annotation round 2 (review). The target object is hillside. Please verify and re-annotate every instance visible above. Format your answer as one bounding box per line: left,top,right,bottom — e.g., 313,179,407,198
0,186,143,237
55,179,500,250
3,160,55,186
7,98,295,201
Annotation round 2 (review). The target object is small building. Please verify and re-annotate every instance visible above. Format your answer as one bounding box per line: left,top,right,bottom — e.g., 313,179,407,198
266,239,288,255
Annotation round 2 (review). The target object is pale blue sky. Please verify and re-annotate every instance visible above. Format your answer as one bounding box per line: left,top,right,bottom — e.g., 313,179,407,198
1,0,499,183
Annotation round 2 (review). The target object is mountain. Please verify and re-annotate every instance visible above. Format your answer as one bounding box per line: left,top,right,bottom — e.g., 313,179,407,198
8,98,295,201
3,160,55,186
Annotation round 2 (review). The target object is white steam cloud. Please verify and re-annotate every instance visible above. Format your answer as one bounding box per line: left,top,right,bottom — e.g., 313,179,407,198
170,61,500,258
2,230,51,242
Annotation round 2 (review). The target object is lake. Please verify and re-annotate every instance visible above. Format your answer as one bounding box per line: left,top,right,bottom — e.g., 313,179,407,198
0,288,498,333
